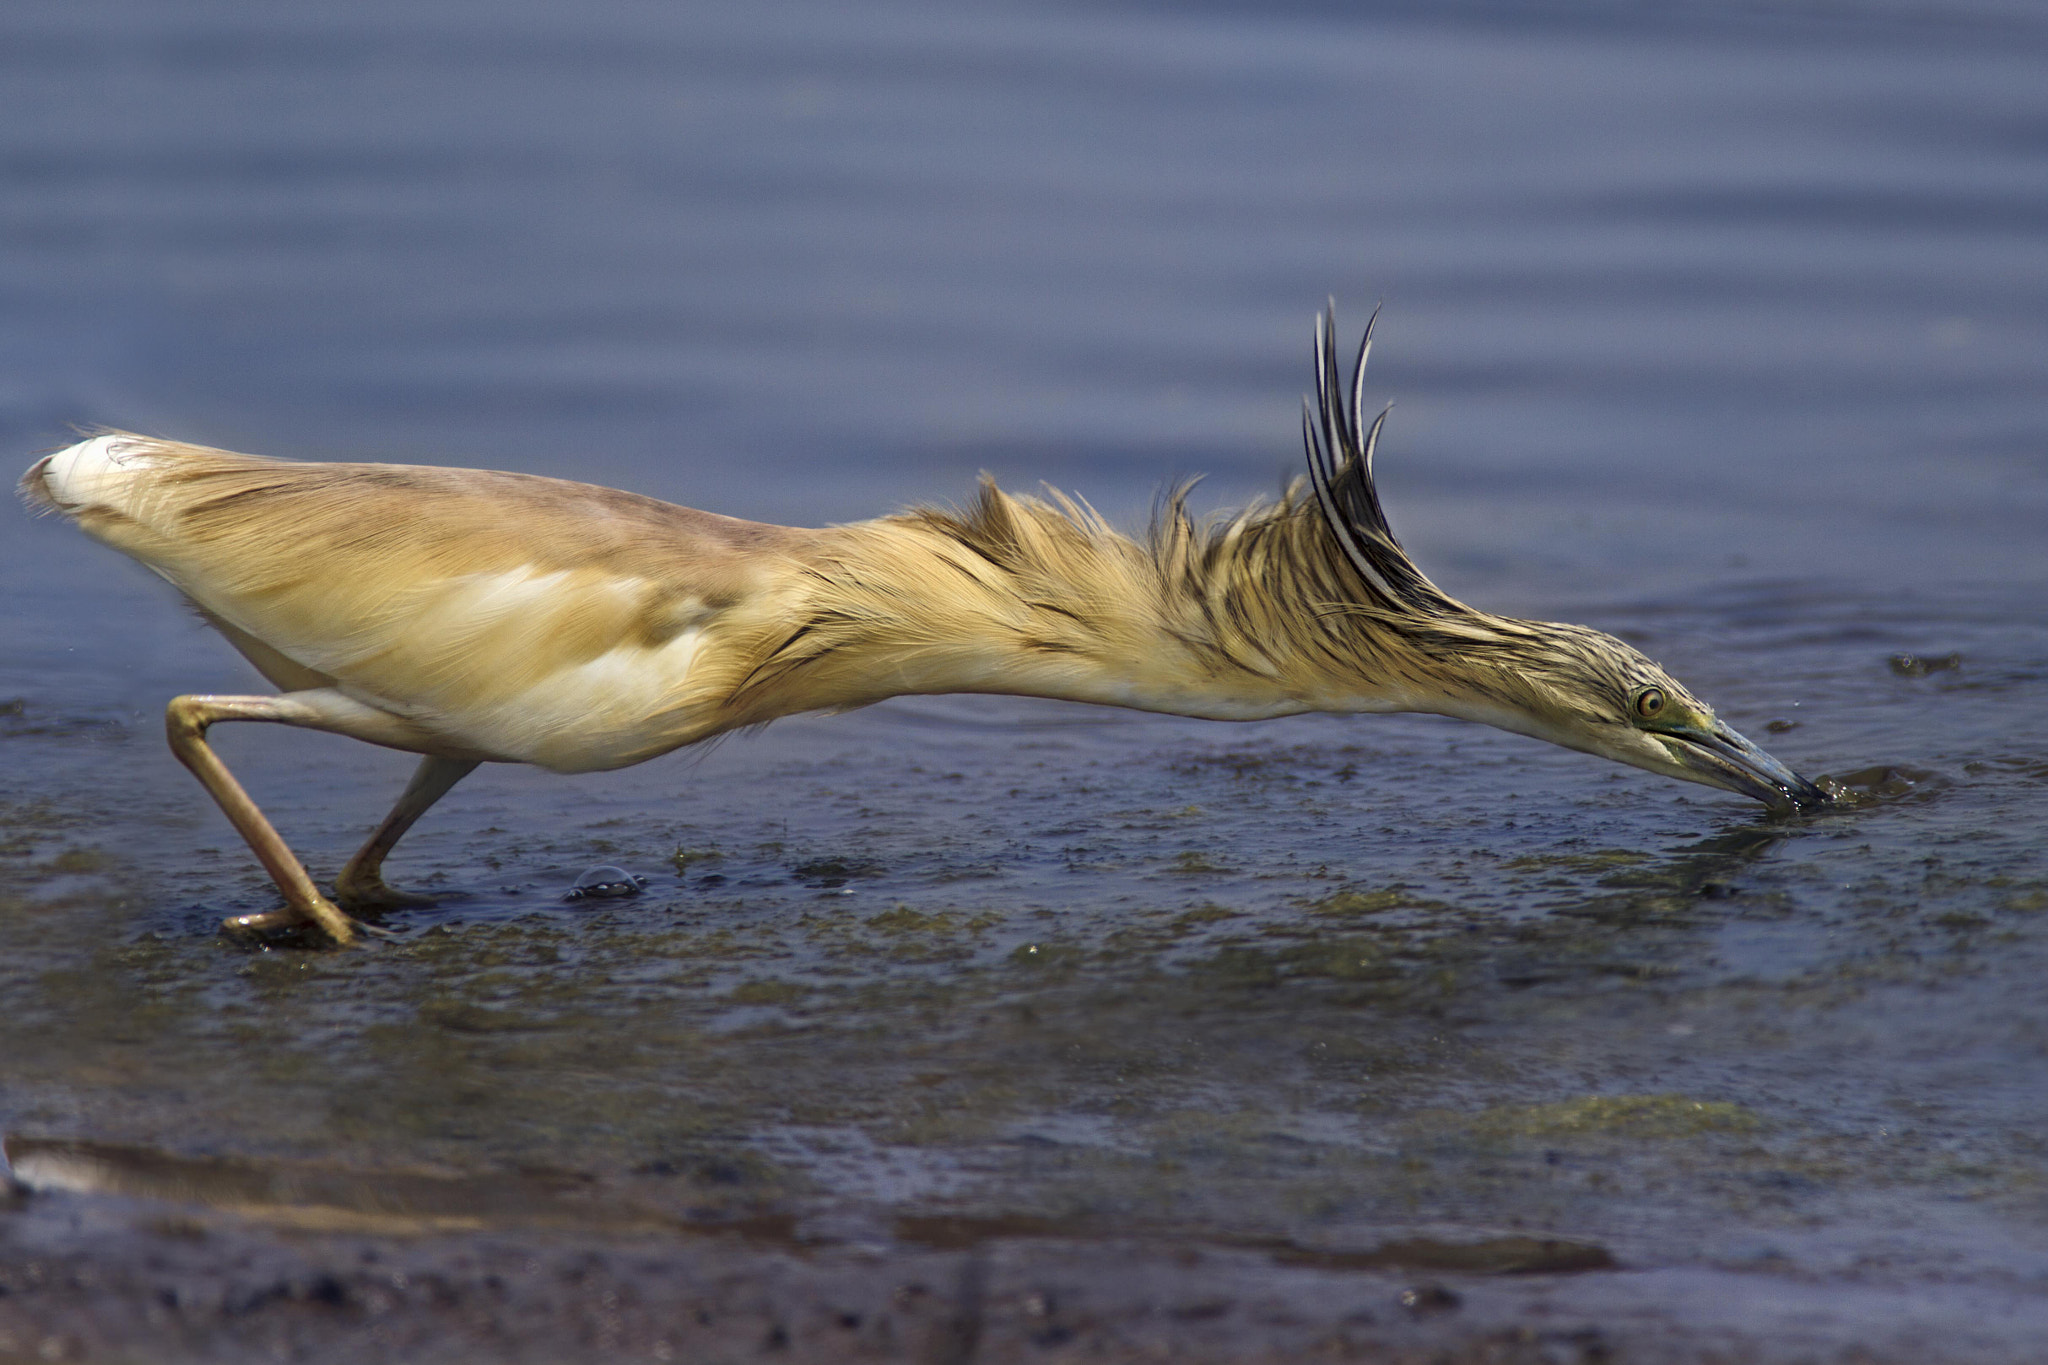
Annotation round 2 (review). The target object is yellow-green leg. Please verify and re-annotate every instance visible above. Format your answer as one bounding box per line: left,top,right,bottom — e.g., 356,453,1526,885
164,689,466,947
335,755,479,911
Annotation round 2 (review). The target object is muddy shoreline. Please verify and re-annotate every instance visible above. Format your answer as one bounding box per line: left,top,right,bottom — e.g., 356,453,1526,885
10,1165,2046,1364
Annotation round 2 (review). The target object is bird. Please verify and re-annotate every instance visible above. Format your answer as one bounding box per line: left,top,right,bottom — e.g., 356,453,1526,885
19,306,1826,947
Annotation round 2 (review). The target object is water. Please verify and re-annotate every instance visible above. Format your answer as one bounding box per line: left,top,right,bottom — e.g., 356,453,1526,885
2,0,2046,1358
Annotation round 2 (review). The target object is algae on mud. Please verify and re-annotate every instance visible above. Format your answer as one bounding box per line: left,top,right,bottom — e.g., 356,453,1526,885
7,669,2048,1359
5,648,2048,1259
7,539,2048,1365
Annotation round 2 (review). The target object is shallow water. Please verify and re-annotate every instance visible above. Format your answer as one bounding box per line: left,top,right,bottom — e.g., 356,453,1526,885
3,0,2046,1358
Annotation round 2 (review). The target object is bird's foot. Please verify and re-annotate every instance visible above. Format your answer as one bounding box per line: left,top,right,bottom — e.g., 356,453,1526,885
334,872,440,914
219,901,396,949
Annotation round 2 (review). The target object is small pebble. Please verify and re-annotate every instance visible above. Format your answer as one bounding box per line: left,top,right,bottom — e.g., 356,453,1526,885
565,865,648,900
1398,1283,1461,1315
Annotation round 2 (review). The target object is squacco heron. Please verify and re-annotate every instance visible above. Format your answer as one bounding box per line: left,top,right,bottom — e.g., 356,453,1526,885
19,307,1825,946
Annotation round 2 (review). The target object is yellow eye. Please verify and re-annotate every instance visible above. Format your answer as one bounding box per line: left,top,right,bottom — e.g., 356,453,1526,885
1634,687,1667,721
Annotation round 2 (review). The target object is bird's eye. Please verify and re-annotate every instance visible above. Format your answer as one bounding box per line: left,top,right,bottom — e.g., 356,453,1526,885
1634,687,1667,720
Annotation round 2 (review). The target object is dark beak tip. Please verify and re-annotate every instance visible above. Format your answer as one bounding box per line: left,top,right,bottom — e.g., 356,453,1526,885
1693,724,1829,813
1766,786,1826,815
1754,766,1833,813
1792,779,1835,811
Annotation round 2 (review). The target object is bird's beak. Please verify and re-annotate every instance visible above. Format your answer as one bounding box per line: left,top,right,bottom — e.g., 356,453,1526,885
1661,721,1829,812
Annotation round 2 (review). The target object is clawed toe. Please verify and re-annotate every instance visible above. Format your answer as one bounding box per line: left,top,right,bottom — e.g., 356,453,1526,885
220,909,307,940
219,903,391,948
220,910,339,949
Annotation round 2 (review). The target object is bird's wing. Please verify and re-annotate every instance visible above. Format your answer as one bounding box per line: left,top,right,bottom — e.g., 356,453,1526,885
26,434,812,768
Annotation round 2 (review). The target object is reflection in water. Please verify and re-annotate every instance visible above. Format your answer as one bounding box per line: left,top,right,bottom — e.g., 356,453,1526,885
6,1133,1619,1278
4,1136,669,1237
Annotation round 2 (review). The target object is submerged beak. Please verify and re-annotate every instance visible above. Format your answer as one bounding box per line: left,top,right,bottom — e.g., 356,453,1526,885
1663,722,1829,812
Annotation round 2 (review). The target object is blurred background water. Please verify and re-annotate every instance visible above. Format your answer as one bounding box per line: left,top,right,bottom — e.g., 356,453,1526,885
2,0,2046,1357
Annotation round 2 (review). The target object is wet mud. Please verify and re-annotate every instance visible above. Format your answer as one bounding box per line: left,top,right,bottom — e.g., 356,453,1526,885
4,581,2048,1360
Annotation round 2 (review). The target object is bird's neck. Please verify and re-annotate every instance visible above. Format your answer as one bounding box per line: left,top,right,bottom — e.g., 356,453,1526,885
725,481,1475,725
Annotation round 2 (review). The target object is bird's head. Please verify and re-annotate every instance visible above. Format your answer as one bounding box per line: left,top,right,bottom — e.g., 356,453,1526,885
1300,304,1827,812
1424,621,1827,811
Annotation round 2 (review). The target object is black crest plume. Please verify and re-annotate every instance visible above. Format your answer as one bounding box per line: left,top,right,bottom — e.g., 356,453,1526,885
1302,305,1452,617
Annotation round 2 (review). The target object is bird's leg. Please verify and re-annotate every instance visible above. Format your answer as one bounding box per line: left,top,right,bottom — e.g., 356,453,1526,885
164,689,456,947
166,694,362,945
335,755,479,912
